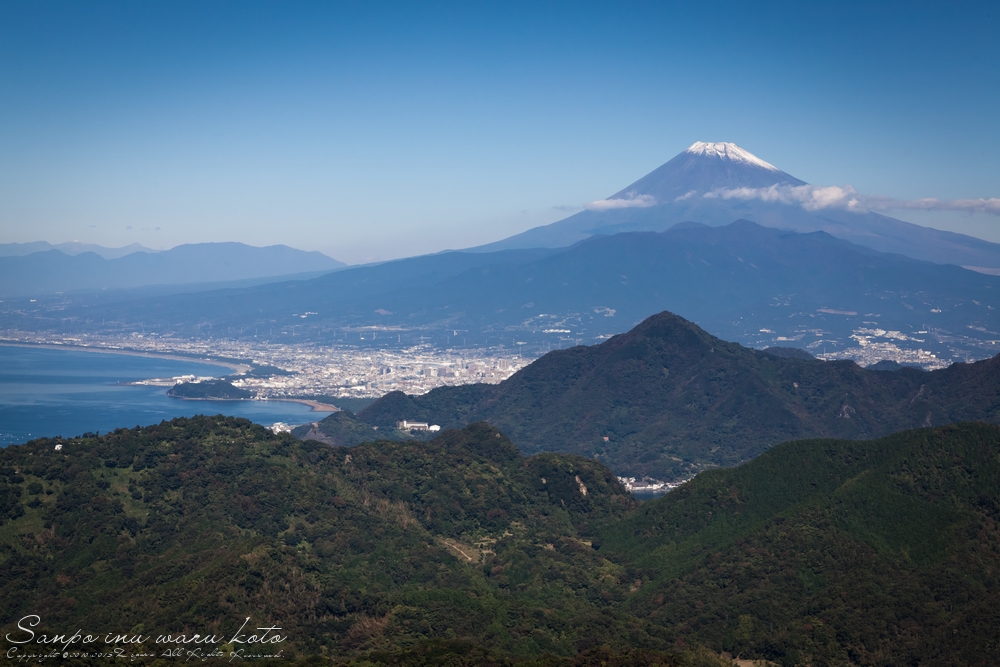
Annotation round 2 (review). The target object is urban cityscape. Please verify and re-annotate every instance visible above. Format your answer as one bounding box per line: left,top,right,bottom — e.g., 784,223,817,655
0,328,532,400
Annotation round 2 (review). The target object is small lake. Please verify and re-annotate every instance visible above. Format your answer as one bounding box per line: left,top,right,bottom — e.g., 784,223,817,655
0,345,318,446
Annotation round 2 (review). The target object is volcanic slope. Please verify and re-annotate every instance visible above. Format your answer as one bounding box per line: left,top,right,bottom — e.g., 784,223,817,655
476,141,1000,270
356,311,1000,479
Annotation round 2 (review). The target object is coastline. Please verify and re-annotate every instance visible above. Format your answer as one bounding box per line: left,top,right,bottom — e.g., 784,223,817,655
0,341,249,374
264,398,339,412
166,394,338,412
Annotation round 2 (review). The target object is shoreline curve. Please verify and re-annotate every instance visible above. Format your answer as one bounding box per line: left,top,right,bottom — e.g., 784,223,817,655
0,341,249,373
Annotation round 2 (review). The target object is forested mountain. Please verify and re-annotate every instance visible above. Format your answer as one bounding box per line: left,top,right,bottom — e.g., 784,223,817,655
2,417,999,665
356,311,1000,479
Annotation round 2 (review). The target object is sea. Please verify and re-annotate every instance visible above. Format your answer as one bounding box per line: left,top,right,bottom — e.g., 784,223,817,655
0,345,318,446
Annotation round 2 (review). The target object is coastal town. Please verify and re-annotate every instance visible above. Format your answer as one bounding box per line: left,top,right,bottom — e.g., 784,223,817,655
0,329,531,399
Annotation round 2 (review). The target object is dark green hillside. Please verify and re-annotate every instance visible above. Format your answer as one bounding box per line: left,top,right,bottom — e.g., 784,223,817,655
290,409,389,447
601,422,1000,665
357,311,1000,479
167,379,252,399
0,416,670,661
3,417,1000,664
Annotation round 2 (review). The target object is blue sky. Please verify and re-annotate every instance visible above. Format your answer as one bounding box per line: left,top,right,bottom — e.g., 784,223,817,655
1,1,998,263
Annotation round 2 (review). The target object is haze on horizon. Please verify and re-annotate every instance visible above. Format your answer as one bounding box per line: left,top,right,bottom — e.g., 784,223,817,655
1,1,998,265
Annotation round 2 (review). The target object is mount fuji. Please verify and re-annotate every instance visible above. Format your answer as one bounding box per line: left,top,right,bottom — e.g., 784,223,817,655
475,142,1000,270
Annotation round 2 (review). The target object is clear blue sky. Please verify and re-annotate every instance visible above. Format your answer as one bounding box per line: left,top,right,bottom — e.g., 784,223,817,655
2,0,998,263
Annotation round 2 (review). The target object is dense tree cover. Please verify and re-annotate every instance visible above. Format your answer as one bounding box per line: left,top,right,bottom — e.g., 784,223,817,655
167,380,252,399
0,417,681,662
761,347,815,361
289,410,428,448
357,311,1000,479
290,410,388,447
333,640,729,666
3,417,999,665
602,422,1000,665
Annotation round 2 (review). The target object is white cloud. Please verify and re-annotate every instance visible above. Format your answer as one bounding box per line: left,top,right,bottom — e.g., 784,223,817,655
705,184,865,212
705,185,1000,216
585,192,657,211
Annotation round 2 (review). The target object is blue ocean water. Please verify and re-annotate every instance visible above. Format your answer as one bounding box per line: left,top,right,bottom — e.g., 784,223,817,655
0,345,318,446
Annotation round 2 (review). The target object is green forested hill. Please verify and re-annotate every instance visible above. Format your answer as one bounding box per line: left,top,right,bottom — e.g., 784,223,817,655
3,417,999,665
0,417,691,663
290,409,393,447
167,379,252,399
356,311,1000,479
603,421,1000,665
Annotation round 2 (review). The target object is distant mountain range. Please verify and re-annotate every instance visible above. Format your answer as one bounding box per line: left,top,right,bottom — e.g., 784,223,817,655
21,221,997,364
4,415,999,665
473,141,1000,270
0,240,156,259
0,242,346,297
352,310,1000,480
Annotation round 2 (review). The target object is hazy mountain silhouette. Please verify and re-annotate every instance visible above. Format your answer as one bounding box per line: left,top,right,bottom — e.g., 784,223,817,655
0,242,346,297
0,241,155,259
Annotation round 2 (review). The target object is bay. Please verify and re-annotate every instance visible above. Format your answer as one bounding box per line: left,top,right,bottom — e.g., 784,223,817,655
0,345,318,446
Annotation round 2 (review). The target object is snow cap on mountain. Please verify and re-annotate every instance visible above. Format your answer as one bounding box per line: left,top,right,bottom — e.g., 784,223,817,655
602,141,804,203
685,142,779,171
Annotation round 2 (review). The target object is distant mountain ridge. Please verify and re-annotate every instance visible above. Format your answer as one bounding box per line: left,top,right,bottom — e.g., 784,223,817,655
0,242,346,297
474,141,1000,269
0,241,155,259
29,220,997,363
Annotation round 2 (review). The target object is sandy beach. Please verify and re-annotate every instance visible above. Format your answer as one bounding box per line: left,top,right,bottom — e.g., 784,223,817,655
264,398,339,412
165,395,338,412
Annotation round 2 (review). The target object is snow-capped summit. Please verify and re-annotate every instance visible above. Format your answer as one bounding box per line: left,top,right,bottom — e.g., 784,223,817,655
684,142,780,172
606,141,804,203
